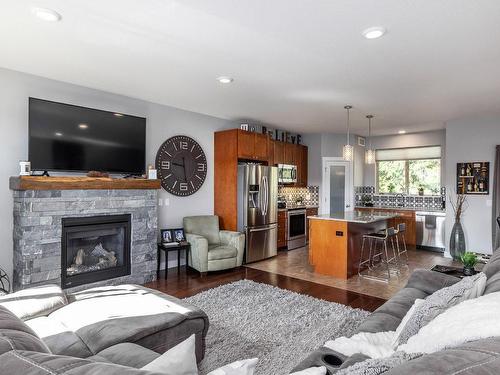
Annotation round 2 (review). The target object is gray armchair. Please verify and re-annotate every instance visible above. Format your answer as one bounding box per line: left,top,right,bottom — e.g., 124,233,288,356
183,215,245,275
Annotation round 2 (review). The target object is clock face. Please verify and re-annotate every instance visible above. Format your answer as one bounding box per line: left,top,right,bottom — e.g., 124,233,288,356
155,135,207,196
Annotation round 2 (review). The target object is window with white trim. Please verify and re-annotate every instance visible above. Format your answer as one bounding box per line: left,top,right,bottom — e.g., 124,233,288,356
376,146,441,195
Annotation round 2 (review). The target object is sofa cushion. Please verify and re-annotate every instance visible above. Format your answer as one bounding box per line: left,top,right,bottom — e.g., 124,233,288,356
0,285,67,320
481,248,500,279
0,306,50,355
51,284,208,355
0,350,164,375
96,343,160,368
385,337,500,375
208,245,238,260
355,288,428,334
25,316,93,358
184,215,221,245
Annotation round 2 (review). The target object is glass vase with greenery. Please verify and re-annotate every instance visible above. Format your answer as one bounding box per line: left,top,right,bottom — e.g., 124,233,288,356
449,192,468,260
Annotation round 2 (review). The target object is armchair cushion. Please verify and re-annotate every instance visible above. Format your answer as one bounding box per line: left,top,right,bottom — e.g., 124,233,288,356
208,245,238,261
183,216,220,245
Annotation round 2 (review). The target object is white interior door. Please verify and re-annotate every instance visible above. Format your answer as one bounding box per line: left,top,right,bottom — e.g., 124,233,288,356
321,157,354,215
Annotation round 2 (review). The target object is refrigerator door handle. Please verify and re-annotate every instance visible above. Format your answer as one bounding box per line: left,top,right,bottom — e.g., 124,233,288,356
249,224,277,232
263,175,268,217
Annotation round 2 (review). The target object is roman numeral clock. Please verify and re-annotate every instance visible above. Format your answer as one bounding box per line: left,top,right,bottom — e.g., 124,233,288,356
155,135,207,196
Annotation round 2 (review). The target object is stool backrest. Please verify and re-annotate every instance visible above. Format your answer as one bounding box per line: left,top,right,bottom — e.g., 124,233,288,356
386,227,396,237
397,223,406,233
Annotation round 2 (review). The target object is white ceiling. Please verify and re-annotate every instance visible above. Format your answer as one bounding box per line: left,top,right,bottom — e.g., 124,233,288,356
1,0,500,135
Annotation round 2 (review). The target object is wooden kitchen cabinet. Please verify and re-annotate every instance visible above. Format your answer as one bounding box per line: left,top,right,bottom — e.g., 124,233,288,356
236,130,268,161
278,210,288,248
284,143,296,165
355,207,417,246
297,145,308,187
273,141,285,165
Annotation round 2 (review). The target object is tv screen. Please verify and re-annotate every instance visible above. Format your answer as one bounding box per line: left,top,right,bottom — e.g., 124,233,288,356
29,98,146,174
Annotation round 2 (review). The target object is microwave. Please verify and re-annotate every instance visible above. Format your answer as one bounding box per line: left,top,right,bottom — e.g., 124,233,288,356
278,164,297,184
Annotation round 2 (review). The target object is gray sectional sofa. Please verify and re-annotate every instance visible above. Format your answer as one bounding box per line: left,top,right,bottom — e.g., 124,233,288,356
294,248,500,374
0,284,209,374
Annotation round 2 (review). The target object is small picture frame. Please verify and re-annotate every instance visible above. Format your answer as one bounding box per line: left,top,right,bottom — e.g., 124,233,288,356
358,137,366,147
240,123,249,131
173,228,186,242
161,229,173,243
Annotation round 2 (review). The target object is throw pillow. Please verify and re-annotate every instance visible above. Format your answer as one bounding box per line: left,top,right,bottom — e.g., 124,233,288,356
391,298,425,349
395,272,487,346
207,358,258,375
289,366,327,375
0,285,67,320
399,291,500,354
141,334,198,375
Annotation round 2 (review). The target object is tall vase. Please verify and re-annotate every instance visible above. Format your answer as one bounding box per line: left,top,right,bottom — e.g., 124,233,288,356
450,219,466,260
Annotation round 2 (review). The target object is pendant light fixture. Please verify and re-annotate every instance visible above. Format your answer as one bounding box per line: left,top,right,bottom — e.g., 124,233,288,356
342,105,353,161
365,115,376,164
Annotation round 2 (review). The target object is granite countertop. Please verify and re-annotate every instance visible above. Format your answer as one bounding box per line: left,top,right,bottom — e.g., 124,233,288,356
308,211,397,224
355,206,445,213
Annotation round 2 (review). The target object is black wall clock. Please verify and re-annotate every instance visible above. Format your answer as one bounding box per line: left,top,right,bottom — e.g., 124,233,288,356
155,135,207,196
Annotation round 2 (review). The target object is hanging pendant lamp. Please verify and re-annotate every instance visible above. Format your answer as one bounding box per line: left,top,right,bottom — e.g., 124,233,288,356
365,115,376,164
342,105,353,161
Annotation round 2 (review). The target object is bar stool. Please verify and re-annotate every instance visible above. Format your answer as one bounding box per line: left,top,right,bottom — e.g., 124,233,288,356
358,227,400,282
395,223,409,265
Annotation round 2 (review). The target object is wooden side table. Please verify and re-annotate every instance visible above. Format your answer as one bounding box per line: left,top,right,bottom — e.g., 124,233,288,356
157,242,190,278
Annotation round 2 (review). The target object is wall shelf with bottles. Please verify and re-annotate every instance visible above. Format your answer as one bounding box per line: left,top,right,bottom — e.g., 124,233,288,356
456,162,489,195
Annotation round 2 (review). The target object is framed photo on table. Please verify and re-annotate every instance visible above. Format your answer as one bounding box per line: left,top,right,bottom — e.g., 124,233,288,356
161,229,173,244
173,228,186,242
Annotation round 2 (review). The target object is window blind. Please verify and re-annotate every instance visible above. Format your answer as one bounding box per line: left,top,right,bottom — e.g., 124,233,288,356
376,146,441,161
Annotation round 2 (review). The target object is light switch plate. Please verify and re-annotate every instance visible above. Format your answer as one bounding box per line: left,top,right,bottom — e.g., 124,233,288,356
164,198,170,206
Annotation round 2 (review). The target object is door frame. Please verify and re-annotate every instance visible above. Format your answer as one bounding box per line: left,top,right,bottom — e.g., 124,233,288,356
321,157,354,215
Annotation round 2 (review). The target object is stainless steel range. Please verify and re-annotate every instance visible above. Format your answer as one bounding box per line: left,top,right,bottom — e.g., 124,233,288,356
287,208,306,249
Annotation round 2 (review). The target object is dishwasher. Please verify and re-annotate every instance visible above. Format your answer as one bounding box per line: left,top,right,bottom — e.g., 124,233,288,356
415,211,446,252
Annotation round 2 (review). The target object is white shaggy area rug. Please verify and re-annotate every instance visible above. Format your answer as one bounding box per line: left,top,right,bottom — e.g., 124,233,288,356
184,280,370,375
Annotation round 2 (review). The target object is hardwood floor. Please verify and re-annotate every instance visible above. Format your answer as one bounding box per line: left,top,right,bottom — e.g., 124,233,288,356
145,266,386,312
247,246,458,300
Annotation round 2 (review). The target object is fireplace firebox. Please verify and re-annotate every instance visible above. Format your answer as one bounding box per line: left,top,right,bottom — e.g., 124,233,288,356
61,214,131,289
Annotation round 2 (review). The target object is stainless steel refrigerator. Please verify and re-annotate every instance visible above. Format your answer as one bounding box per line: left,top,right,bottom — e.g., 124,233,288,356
237,164,278,263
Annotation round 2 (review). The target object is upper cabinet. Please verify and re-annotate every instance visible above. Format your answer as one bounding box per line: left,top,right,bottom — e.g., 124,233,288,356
273,141,285,165
237,130,269,161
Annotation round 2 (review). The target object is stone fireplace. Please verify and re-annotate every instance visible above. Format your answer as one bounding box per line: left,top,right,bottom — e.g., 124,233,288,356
61,214,131,289
11,178,159,292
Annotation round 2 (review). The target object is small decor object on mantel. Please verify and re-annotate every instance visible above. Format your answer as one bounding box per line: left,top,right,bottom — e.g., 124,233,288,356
460,252,478,276
19,161,31,176
450,192,468,260
147,165,157,179
155,135,207,197
240,123,248,131
457,162,489,195
87,171,110,178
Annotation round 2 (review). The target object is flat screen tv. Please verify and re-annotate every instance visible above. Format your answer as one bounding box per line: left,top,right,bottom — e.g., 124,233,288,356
29,98,146,175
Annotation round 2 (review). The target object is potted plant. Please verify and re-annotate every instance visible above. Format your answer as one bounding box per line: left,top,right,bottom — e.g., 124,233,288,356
449,192,468,260
418,185,424,196
460,252,478,276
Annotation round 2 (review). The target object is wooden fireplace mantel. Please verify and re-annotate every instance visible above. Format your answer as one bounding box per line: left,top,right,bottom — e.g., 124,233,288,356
9,176,161,190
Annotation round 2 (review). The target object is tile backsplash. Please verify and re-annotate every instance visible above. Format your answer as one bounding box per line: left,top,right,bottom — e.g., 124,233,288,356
355,186,445,210
278,186,319,206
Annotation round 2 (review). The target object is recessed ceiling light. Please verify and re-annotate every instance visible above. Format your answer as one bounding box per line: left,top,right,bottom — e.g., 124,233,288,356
217,76,234,84
113,113,124,117
55,132,63,137
32,7,62,22
78,123,88,129
362,26,386,39
398,130,407,134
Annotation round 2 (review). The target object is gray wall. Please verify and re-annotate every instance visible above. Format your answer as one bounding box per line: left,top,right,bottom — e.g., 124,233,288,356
445,116,500,255
363,130,446,187
0,68,234,277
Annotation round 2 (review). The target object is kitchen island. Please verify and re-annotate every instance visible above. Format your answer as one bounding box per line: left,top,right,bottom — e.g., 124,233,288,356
308,211,397,279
